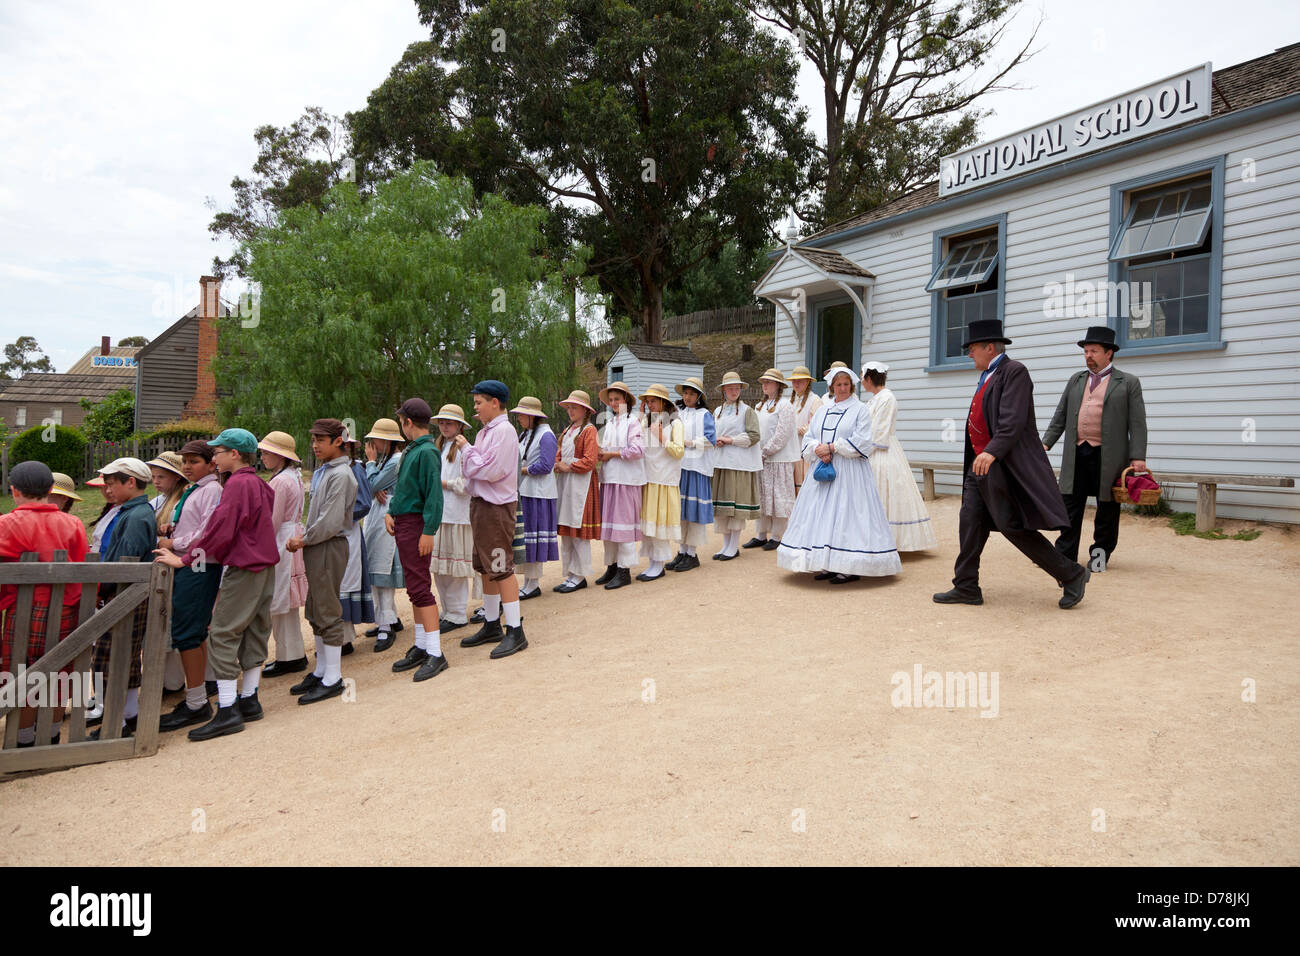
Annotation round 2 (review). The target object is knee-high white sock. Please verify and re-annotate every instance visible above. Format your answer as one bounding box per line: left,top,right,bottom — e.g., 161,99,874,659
502,600,521,628
426,626,442,657
313,636,326,678
217,679,237,708
322,644,342,685
414,623,427,651
685,544,696,556
483,593,501,622
241,667,260,697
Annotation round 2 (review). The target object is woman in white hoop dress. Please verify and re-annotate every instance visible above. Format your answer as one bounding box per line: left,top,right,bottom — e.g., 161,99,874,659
776,366,902,583
861,361,937,551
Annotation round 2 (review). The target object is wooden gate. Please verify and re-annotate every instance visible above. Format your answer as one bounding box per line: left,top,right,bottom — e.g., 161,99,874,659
0,552,172,775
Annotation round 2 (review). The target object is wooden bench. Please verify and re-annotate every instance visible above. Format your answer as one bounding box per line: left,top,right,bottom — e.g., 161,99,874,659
908,460,1295,532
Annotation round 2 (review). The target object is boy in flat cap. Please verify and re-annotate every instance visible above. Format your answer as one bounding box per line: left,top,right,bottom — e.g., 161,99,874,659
286,419,358,704
155,429,278,740
457,380,527,659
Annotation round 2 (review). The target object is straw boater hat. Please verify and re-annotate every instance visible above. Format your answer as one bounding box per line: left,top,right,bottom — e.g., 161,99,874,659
675,377,706,398
432,403,470,429
558,388,595,413
49,472,82,502
822,360,849,377
788,365,814,382
146,451,186,480
509,396,548,419
639,383,674,405
758,367,788,387
716,370,747,390
258,430,301,463
365,418,405,442
599,381,635,406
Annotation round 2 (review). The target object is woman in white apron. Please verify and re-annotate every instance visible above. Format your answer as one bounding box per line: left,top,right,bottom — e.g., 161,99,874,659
711,370,762,560
668,377,714,572
637,384,685,581
363,418,405,650
258,431,310,676
553,389,601,593
861,361,937,551
746,368,799,551
511,396,559,599
430,404,479,630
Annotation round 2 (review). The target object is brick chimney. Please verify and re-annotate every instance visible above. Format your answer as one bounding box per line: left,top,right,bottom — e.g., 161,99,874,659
101,336,111,355
187,275,220,416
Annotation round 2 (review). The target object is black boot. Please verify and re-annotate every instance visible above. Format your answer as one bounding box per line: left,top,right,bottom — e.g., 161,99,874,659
604,566,633,590
236,690,263,722
593,563,619,585
188,705,245,742
489,625,528,659
460,618,504,647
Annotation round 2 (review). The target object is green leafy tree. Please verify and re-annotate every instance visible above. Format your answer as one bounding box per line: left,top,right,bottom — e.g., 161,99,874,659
663,239,767,317
79,388,136,443
1,336,55,378
349,0,813,343
116,335,150,347
749,0,1039,229
214,163,593,441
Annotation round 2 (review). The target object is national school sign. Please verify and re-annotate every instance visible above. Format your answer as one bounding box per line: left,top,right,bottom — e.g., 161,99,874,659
939,64,1213,197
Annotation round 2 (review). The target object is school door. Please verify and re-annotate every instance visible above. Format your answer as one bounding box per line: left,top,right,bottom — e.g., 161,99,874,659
807,300,859,395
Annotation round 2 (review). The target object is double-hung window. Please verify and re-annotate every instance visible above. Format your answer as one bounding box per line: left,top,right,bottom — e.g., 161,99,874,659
927,214,1006,367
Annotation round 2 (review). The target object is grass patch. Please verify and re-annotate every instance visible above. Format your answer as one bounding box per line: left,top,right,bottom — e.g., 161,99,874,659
1169,511,1262,541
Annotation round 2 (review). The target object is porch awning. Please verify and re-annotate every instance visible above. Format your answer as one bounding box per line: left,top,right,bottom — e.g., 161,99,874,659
754,245,875,344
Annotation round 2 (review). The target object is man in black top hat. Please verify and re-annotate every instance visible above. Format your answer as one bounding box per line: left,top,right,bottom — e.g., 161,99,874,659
934,319,1091,609
1042,326,1148,569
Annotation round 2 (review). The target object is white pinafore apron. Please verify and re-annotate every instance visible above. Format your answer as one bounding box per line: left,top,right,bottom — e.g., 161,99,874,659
556,425,592,529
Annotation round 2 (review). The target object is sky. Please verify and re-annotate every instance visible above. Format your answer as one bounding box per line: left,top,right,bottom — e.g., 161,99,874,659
1,0,1297,371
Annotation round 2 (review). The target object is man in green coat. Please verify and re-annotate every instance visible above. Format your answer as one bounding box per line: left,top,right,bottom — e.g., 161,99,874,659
1042,326,1148,570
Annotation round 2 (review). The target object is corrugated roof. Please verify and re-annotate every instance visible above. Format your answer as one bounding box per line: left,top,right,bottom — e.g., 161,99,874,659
801,43,1300,245
64,345,141,375
619,342,704,364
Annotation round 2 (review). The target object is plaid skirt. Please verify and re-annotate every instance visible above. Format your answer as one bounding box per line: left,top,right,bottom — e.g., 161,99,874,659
1,602,79,674
91,603,149,690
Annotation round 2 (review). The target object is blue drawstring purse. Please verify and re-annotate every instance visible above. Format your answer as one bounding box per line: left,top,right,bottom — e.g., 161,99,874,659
813,459,836,482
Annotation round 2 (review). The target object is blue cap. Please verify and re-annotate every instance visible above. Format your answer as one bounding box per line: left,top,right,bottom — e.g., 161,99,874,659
208,427,259,456
471,379,509,404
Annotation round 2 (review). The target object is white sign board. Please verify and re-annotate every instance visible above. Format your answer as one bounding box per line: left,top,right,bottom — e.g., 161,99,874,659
939,63,1213,196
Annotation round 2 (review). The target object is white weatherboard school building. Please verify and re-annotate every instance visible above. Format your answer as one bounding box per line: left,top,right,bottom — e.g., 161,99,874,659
757,44,1300,523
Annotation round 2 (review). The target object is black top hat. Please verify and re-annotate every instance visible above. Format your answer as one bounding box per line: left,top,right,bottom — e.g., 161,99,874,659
1077,325,1120,351
961,318,1012,349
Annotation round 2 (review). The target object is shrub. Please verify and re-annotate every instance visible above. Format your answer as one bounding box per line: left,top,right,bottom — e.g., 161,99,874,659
8,425,88,478
79,388,136,443
147,417,222,444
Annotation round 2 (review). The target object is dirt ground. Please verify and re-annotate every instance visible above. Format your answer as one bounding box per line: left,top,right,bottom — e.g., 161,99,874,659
3,497,1296,866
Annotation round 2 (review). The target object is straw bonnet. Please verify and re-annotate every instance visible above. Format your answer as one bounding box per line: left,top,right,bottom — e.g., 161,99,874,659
509,396,548,419
822,360,849,377
146,451,186,480
675,377,706,398
432,403,470,428
788,365,814,381
639,383,674,405
49,472,82,502
758,367,788,386
599,381,635,406
558,388,595,413
365,418,405,442
716,370,747,390
258,431,301,462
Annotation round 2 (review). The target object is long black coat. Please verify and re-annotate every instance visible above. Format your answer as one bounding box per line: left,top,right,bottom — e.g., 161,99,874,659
964,355,1071,532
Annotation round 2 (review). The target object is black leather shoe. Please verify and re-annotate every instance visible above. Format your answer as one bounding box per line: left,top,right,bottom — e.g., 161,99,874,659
461,619,504,647
741,537,767,549
189,704,245,741
374,633,396,653
489,625,528,659
635,569,665,582
714,551,738,561
236,691,263,722
665,553,686,571
829,573,860,584
367,622,404,636
593,563,619,585
159,699,213,732
392,646,429,672
676,554,701,571
554,578,587,593
1060,566,1091,609
413,654,449,682
519,586,542,601
932,588,984,606
263,657,308,677
290,672,323,696
813,570,835,580
439,618,467,631
205,680,218,697
341,641,354,656
298,678,345,705
89,720,135,742
604,567,632,590
762,539,781,551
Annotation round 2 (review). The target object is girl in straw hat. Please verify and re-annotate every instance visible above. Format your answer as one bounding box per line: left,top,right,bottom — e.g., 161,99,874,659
429,404,479,631
511,396,559,599
637,384,685,580
594,381,644,590
788,366,823,492
258,431,310,677
860,361,937,551
363,419,406,651
48,472,81,513
711,371,762,560
745,369,799,551
147,451,188,535
553,390,601,592
667,377,714,572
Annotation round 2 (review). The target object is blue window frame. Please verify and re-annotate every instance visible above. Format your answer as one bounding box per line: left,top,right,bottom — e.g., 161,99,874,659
927,213,1007,370
1107,156,1225,355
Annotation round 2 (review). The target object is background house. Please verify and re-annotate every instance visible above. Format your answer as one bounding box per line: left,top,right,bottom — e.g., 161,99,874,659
605,342,705,408
134,275,232,431
0,339,140,431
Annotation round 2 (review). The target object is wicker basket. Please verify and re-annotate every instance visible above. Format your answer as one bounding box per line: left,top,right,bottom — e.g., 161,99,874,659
1114,466,1161,505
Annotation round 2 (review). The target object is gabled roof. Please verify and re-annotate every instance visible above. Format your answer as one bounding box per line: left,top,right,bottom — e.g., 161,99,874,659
754,244,875,296
799,42,1300,246
137,301,235,358
64,345,141,375
0,372,133,405
615,342,704,364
